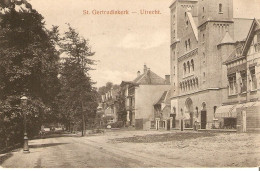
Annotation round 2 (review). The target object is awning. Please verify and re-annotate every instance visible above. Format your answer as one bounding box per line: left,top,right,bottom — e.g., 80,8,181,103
242,102,256,108
215,105,236,118
230,103,245,117
252,101,260,107
215,102,260,118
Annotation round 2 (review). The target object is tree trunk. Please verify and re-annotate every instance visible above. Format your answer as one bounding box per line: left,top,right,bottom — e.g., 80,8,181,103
81,101,86,136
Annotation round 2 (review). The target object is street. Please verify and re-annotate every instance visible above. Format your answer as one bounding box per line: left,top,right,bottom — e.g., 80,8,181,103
0,130,260,168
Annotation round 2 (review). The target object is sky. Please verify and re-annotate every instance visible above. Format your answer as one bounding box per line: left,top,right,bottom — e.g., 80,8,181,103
29,0,260,88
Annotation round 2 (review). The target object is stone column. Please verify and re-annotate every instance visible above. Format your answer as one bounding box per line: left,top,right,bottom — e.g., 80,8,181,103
170,117,173,129
155,118,160,130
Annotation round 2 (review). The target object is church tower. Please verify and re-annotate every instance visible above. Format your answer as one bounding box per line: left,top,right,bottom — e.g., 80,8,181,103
197,0,234,89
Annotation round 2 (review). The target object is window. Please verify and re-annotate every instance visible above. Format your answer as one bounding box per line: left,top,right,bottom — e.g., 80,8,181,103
172,50,175,61
203,72,206,82
173,66,176,75
185,41,187,50
240,71,247,93
250,67,257,90
228,74,237,95
187,61,190,73
253,34,260,53
188,39,191,49
203,7,205,13
219,3,223,13
184,63,186,74
203,34,205,41
186,20,189,26
213,106,217,119
191,59,194,71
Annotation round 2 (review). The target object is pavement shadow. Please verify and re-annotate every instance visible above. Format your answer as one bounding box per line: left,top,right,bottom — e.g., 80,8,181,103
33,132,81,140
0,153,13,165
29,143,69,149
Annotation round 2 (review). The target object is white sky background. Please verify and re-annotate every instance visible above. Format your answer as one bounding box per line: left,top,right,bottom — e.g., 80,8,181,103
29,0,260,88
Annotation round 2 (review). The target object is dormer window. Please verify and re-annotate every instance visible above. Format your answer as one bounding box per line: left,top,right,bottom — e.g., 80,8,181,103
219,4,223,13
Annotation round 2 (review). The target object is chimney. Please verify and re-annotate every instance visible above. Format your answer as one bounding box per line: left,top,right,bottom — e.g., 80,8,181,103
137,71,141,77
165,75,170,84
144,64,147,73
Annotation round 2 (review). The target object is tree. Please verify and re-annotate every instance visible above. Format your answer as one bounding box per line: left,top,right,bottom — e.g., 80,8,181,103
97,82,120,100
58,25,97,136
0,1,60,147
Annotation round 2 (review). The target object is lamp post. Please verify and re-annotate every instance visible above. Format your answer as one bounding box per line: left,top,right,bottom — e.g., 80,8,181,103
21,96,30,153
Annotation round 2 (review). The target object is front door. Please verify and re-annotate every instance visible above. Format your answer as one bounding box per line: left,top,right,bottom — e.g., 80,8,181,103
167,119,170,130
190,112,193,128
201,111,207,129
172,114,176,128
181,119,183,131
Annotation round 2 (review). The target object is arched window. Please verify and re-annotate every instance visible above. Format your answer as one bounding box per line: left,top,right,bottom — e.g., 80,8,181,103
184,63,186,74
191,59,194,71
203,7,205,13
188,39,191,49
214,106,217,114
173,107,176,114
219,3,222,13
187,61,190,73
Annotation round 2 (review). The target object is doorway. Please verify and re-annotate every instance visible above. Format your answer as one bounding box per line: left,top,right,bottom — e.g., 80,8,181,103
167,119,170,130
201,111,207,129
181,119,184,131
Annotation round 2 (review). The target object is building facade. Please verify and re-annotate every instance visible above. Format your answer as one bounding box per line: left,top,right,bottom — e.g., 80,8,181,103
215,19,260,131
101,88,119,124
120,65,171,130
169,0,253,130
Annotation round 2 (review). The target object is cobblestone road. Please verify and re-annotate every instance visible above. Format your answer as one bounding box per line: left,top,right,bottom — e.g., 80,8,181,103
0,130,259,168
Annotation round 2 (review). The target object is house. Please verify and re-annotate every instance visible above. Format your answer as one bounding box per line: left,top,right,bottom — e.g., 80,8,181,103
120,65,171,130
169,0,254,130
215,19,260,132
101,88,119,125
153,90,173,130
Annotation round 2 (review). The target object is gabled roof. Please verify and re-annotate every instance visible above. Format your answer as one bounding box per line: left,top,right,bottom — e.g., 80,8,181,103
224,45,244,65
133,69,166,85
220,31,234,44
242,18,260,56
154,90,171,106
187,12,198,41
121,65,167,87
154,91,168,105
233,18,254,42
224,18,260,65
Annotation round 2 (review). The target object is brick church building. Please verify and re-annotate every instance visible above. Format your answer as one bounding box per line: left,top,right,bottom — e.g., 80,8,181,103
169,0,259,130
